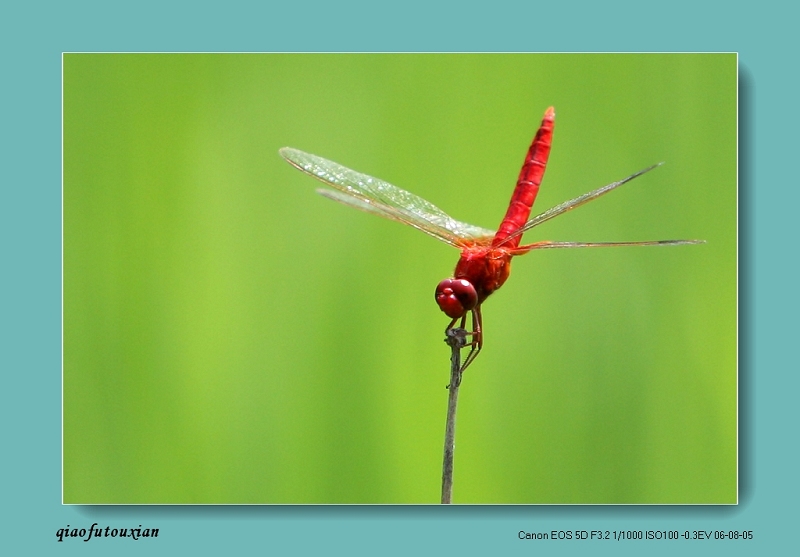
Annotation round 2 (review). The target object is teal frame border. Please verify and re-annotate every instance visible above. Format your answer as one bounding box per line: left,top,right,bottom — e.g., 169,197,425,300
3,1,790,555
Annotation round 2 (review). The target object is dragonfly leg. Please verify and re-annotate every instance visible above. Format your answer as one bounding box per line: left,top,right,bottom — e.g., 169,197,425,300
443,307,483,385
443,316,460,336
459,306,483,375
443,315,470,338
444,317,467,389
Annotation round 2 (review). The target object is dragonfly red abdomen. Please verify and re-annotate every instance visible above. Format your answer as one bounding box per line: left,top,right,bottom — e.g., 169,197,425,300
492,106,555,249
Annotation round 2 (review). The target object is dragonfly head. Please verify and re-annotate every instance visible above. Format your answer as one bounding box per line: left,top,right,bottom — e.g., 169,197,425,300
435,278,478,319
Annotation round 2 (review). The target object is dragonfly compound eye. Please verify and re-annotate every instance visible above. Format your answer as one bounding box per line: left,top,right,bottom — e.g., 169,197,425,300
435,278,478,319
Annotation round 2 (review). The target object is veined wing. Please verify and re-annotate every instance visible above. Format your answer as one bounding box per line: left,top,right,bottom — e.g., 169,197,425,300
513,239,704,254
496,163,663,247
280,147,495,248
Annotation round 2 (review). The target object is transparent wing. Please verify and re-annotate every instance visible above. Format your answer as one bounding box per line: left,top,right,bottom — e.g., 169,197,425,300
280,147,495,248
497,163,663,247
513,239,705,254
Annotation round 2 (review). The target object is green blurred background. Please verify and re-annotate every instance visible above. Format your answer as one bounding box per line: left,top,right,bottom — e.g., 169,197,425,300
64,54,736,504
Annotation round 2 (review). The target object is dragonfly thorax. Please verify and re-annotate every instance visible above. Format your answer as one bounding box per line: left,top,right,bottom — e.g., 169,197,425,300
435,278,478,319
453,249,513,303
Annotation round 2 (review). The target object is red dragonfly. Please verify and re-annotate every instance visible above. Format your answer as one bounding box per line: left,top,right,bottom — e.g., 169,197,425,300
280,107,702,375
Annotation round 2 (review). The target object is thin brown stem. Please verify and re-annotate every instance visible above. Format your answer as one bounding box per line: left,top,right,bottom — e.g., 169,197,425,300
441,328,467,504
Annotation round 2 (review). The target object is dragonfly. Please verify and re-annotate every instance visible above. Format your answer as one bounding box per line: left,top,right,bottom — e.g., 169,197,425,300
279,107,702,378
